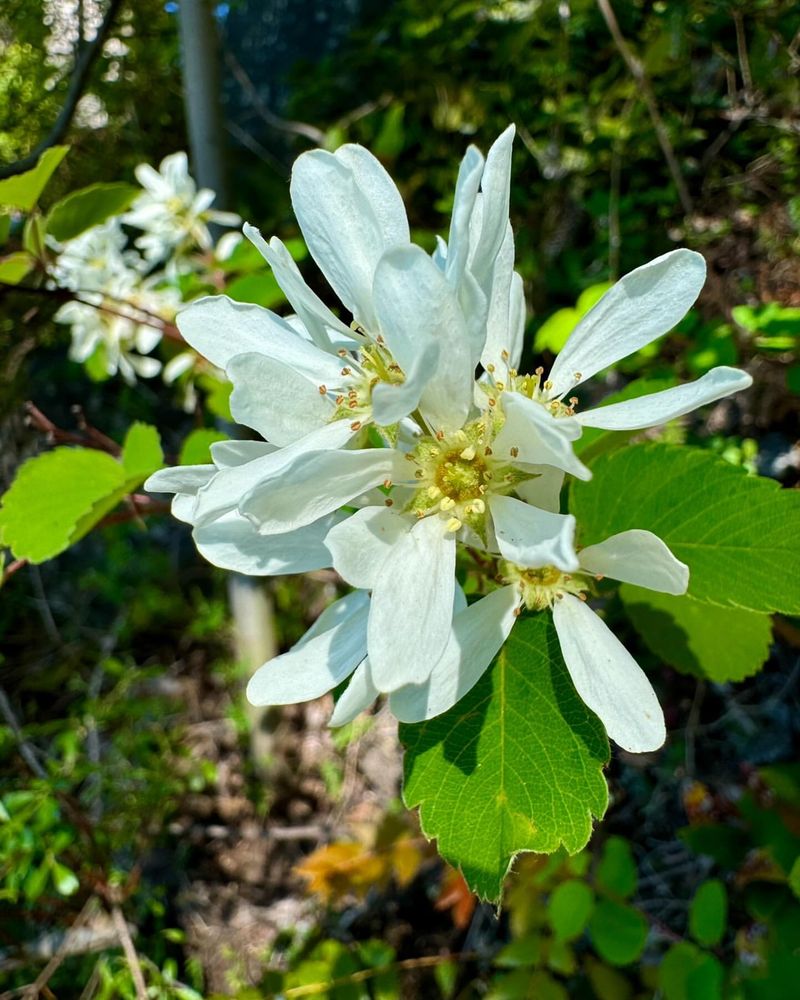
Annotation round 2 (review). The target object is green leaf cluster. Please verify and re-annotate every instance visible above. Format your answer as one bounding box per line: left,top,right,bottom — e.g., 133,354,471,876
0,423,163,564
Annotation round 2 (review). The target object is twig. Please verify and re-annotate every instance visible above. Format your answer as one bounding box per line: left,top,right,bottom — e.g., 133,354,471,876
223,48,327,146
21,898,99,999
109,905,147,1000
0,686,47,779
732,9,754,104
1,559,28,587
0,0,124,179
281,951,478,997
224,121,287,177
596,0,693,214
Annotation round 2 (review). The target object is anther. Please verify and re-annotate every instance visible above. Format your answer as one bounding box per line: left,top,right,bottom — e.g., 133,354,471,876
486,363,496,374
513,607,522,618
510,446,519,458
543,379,553,390
574,372,582,381
495,381,505,391
569,396,579,406
595,574,605,581
335,395,345,405
445,517,462,533
383,479,393,489
350,420,362,431
440,497,456,511
348,400,359,409
578,593,587,601
501,350,509,361
414,470,424,479
488,398,496,407
427,485,443,499
376,334,385,345
436,430,445,441
384,498,394,507
318,385,327,395
484,446,493,456
341,367,352,376
535,366,544,376
338,349,349,357
460,445,476,461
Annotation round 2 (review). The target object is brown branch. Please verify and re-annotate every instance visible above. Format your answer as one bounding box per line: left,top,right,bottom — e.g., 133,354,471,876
1,559,28,587
596,0,693,215
110,905,147,1000
0,0,124,179
0,686,48,779
224,48,327,146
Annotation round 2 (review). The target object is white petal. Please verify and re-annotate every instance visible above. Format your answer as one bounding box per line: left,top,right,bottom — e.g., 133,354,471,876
368,517,456,691
244,226,354,346
247,595,369,706
489,494,578,572
171,493,196,523
494,391,591,480
194,510,341,575
296,590,370,648
210,440,276,468
192,420,355,525
370,341,438,426
373,245,473,432
514,465,565,514
290,146,409,329
579,529,689,595
507,272,526,372
176,293,345,379
445,145,484,288
469,125,515,292
145,464,214,495
325,506,412,589
329,657,379,727
548,249,707,398
239,448,406,534
575,367,753,430
390,584,520,723
228,353,333,445
480,222,515,374
553,594,666,753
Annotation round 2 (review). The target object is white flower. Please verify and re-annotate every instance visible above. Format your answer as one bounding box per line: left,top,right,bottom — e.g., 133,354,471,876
51,219,142,294
483,249,753,479
386,526,688,753
123,152,240,261
169,132,520,568
248,520,686,754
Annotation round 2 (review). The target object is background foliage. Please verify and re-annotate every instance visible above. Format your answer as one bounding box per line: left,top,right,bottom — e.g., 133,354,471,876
1,0,799,996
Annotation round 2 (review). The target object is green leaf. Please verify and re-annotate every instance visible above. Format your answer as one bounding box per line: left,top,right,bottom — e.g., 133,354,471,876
0,448,126,562
179,428,227,466
571,444,800,614
401,613,609,902
46,182,139,242
121,422,164,482
226,271,285,309
789,857,800,900
547,880,594,941
689,879,727,947
596,836,637,899
659,941,724,1000
0,146,69,210
0,213,11,245
621,586,772,682
588,899,648,966
0,251,35,285
50,861,79,896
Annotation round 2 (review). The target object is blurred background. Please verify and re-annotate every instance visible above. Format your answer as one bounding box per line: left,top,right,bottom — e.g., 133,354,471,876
1,0,799,996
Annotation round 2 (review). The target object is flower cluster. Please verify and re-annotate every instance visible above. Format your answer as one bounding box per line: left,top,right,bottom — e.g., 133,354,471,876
146,127,752,753
50,152,239,387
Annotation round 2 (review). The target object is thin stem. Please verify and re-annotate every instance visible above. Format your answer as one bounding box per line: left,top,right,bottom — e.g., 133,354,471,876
596,0,693,214
110,905,147,1000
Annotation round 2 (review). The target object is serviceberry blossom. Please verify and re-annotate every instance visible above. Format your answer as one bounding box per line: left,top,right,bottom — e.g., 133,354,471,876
123,151,240,261
146,126,755,754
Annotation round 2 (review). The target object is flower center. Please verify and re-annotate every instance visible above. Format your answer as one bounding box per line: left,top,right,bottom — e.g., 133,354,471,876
404,421,530,535
502,561,590,610
331,339,406,431
483,363,580,418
